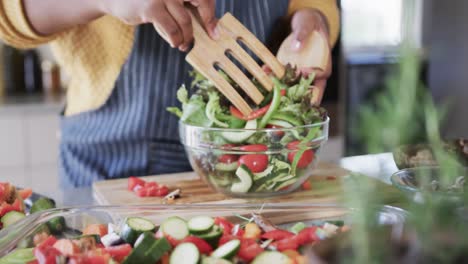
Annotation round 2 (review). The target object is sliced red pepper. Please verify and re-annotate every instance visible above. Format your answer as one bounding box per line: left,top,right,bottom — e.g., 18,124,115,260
261,229,295,241
105,244,132,262
271,237,299,251
181,236,213,254
128,177,145,191
294,226,319,245
230,104,271,121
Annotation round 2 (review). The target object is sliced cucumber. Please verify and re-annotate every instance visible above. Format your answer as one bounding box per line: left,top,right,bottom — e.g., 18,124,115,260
123,233,171,264
252,252,290,264
188,216,215,233
231,165,253,193
196,226,222,248
214,162,238,172
221,119,257,143
1,211,25,227
121,217,156,245
161,216,189,240
271,113,304,127
253,165,274,179
0,248,35,264
170,242,200,264
201,256,233,264
211,239,240,259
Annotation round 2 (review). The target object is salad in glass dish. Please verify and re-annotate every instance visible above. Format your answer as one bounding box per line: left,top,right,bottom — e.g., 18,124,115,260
169,66,329,197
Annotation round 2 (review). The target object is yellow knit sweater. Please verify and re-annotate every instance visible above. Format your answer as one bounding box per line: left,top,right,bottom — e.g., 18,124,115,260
0,0,339,116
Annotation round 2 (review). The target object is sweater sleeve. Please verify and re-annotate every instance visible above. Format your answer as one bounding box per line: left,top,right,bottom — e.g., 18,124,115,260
0,0,58,48
288,0,340,47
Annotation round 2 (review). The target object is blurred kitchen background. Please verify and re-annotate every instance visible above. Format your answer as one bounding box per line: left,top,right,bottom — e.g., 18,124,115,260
0,0,466,194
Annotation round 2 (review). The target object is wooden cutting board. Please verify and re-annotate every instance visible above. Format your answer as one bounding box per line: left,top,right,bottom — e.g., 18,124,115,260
93,162,401,206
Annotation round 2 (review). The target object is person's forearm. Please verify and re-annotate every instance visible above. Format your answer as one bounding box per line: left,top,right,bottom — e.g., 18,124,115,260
23,0,104,35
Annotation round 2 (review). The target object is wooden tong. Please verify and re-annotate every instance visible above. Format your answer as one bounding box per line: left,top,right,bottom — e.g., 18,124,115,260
186,9,285,116
186,9,330,114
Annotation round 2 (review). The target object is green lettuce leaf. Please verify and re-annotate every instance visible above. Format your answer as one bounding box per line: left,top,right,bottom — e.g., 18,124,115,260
206,92,229,128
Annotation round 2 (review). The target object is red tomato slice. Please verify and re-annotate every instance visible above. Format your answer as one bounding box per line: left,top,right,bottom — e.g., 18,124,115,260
230,104,270,121
127,177,145,191
34,247,63,264
239,144,268,152
218,154,238,164
261,229,295,241
271,237,299,251
105,244,132,262
237,238,264,261
294,226,319,245
214,217,233,235
238,154,269,173
181,236,213,254
18,188,33,200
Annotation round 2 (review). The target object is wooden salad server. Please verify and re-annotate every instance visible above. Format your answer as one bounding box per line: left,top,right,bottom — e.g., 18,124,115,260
186,9,285,116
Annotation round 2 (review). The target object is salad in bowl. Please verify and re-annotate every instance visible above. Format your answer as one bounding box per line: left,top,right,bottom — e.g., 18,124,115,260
169,66,329,197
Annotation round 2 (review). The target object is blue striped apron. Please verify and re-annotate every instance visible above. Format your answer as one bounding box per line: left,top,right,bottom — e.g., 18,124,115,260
59,0,290,187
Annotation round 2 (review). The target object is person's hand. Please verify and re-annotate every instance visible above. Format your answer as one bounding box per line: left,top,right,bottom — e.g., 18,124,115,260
98,0,217,51
288,9,332,95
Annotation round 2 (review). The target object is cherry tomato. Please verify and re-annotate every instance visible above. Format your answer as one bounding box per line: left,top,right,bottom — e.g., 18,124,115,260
230,105,270,121
218,154,238,164
127,177,145,191
239,144,268,152
238,154,269,173
266,124,285,137
287,141,314,169
214,217,233,235
104,244,132,262
237,238,264,261
301,180,312,190
181,236,213,254
261,229,295,241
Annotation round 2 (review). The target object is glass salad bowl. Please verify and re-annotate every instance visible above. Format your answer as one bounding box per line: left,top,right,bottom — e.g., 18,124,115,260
179,117,329,198
0,204,406,258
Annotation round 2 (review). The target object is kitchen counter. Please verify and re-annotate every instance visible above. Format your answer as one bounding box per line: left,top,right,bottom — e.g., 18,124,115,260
46,153,398,206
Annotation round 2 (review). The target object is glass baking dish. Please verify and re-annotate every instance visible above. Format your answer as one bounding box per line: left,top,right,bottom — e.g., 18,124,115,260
0,204,406,257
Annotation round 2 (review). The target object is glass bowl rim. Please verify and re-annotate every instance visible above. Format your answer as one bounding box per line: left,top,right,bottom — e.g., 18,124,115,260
178,116,330,132
390,166,468,195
